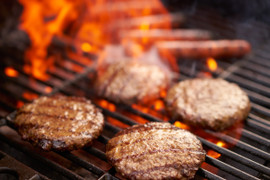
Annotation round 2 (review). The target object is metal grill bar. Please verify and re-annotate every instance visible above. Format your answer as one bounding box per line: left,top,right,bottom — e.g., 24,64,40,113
58,152,105,176
205,130,270,160
199,137,270,176
205,156,260,180
0,130,85,180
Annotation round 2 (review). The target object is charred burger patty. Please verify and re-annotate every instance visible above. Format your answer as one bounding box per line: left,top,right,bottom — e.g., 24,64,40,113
165,78,251,131
14,95,104,151
106,122,205,179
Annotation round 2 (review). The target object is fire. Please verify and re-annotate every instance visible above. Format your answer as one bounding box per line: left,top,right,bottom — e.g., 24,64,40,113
97,99,129,128
154,100,164,111
18,0,81,80
174,121,190,130
16,101,24,108
207,140,226,159
206,57,218,72
98,99,116,112
45,86,53,94
81,43,93,53
18,0,172,79
22,92,38,101
5,67,18,77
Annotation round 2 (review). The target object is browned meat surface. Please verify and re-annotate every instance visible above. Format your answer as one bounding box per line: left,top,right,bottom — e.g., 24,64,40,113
156,40,251,59
14,95,104,151
106,122,205,180
165,78,251,131
95,60,170,104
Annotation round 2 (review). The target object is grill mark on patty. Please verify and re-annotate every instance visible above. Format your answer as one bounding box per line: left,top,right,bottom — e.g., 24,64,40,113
17,111,97,125
127,163,199,178
109,148,205,164
107,130,192,152
19,122,95,138
114,125,180,138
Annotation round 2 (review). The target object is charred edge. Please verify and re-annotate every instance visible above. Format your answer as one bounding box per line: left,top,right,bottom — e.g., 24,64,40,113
110,148,205,164
19,123,97,150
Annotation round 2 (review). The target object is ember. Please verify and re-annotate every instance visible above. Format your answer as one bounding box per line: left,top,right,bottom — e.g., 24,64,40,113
5,67,18,77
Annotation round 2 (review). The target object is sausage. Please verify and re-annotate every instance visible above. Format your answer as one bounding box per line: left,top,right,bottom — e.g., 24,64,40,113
156,40,251,59
120,29,212,42
107,13,185,31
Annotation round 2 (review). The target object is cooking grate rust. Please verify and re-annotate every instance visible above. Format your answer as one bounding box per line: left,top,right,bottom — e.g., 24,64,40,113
1,6,270,180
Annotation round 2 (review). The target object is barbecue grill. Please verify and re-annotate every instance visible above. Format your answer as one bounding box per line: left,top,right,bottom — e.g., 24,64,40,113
1,1,270,179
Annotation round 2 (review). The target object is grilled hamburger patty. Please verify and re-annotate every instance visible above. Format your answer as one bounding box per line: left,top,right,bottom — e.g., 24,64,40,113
14,95,104,151
95,60,169,104
106,122,205,180
165,78,251,131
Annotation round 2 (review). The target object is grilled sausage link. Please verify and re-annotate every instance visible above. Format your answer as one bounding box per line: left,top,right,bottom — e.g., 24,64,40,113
156,40,251,59
120,29,212,42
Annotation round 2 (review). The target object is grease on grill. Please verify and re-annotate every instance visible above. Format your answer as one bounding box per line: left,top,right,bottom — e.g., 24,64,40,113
14,95,105,151
165,78,251,131
106,122,205,180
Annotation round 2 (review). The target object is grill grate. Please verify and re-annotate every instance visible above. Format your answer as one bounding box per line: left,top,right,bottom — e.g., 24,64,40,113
1,5,270,180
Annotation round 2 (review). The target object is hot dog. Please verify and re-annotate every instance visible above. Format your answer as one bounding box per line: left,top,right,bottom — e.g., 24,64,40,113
156,40,251,59
120,29,212,42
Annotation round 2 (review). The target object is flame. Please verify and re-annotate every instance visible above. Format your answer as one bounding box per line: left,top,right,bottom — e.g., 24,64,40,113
18,0,173,78
18,0,81,80
154,100,164,111
45,86,53,94
5,67,19,77
16,101,24,108
22,92,38,101
174,121,190,130
207,140,226,159
81,43,93,53
97,99,129,128
206,57,218,72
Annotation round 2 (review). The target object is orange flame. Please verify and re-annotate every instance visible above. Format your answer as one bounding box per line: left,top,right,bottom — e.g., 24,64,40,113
174,121,190,130
207,141,226,159
18,0,81,80
18,0,172,79
22,92,38,101
16,101,24,108
5,67,18,77
81,43,93,53
45,86,53,94
206,57,218,72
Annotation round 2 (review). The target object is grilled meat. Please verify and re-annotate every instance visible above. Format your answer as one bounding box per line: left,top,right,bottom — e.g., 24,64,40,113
165,78,251,131
106,122,205,180
14,95,104,151
95,60,169,104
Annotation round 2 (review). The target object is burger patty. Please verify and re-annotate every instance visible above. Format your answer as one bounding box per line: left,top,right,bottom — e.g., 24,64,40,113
95,60,169,104
14,95,104,151
165,78,251,131
106,122,205,180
